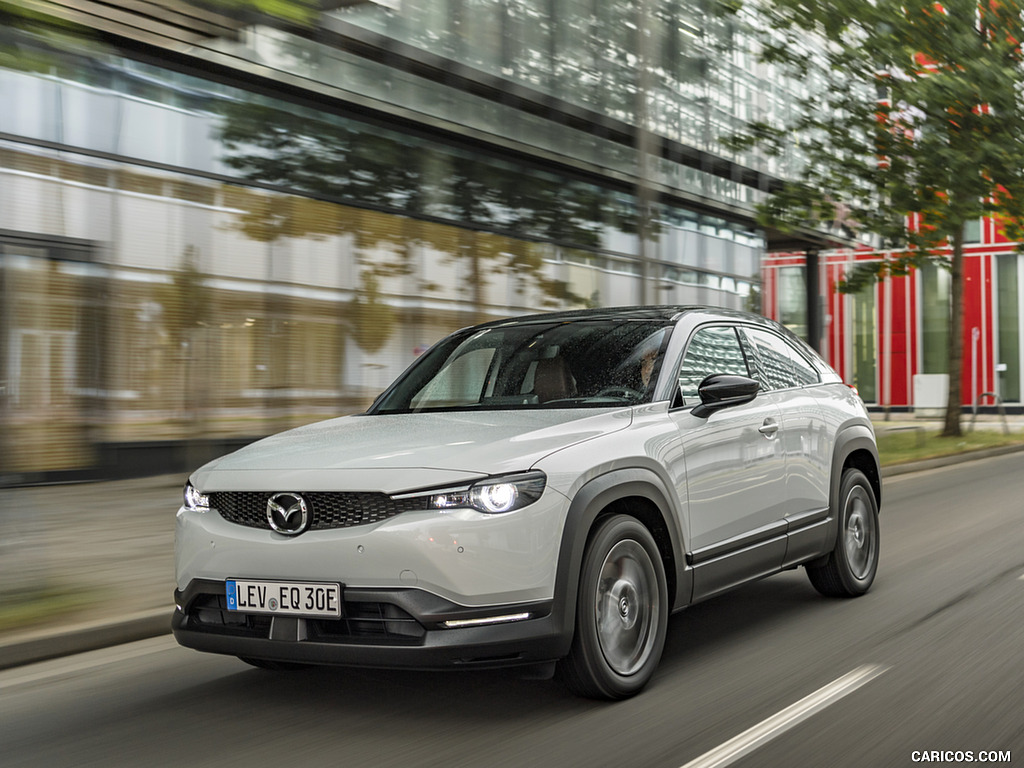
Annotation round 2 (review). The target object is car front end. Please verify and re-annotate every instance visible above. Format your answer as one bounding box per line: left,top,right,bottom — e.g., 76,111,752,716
172,309,676,676
172,409,633,670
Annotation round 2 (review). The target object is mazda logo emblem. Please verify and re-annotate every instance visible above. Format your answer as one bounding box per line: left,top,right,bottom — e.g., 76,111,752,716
266,493,309,535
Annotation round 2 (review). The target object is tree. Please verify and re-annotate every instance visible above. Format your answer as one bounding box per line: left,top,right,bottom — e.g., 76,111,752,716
1,1,98,72
217,97,597,314
1,0,321,93
728,0,1024,436
1,0,316,70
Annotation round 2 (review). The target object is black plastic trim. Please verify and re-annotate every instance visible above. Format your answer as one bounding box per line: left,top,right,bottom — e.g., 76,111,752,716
552,469,691,619
688,519,788,566
690,535,788,602
172,580,563,670
827,425,882,543
783,517,832,567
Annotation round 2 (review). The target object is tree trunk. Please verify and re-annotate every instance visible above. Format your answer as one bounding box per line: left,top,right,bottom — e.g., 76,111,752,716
942,230,965,437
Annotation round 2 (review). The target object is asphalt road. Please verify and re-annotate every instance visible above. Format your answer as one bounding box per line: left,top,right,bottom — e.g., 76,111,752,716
2,454,1022,768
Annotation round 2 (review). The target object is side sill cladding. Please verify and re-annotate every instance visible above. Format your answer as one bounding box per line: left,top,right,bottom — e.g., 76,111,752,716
552,469,691,646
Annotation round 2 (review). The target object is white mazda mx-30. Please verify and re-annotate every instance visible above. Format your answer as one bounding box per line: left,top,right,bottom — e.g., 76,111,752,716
173,306,880,699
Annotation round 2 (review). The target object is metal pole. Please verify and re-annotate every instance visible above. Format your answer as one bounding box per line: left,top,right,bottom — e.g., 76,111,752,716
972,326,979,414
635,0,655,306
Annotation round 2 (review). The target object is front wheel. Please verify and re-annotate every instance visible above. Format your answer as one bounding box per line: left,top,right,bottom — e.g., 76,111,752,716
559,514,668,700
807,468,880,597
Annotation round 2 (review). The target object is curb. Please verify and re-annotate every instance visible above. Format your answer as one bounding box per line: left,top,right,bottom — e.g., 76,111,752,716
0,608,172,671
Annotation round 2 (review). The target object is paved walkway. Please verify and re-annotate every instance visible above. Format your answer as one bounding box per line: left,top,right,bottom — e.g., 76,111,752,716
0,474,185,667
1,413,1022,668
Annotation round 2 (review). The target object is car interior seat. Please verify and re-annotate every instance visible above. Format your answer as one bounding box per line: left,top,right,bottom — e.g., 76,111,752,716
532,357,575,403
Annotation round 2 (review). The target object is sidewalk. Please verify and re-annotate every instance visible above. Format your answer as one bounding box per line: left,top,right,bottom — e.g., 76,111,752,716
0,473,186,668
2,414,1023,670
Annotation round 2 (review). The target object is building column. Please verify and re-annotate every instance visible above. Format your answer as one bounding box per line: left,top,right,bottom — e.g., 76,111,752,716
805,249,821,351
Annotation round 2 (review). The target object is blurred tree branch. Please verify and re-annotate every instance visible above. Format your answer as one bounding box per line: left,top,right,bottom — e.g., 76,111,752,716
727,0,1024,436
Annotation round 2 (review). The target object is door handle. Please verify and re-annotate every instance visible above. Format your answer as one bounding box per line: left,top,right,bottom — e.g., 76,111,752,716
758,419,779,437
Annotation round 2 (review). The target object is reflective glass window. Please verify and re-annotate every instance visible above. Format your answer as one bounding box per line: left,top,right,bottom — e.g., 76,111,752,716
964,218,982,244
677,326,749,402
778,266,807,338
997,255,1021,402
742,328,820,391
920,262,949,374
374,319,673,412
850,284,877,402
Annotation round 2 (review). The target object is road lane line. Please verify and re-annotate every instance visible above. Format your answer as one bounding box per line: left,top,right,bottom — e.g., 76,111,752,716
679,664,889,768
0,635,178,691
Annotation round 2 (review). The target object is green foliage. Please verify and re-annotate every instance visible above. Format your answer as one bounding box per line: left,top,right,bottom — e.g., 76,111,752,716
156,247,209,345
0,583,99,633
217,97,599,308
217,98,627,250
730,0,1024,264
1,0,316,72
0,1,101,72
732,0,1024,435
349,272,397,355
201,0,317,25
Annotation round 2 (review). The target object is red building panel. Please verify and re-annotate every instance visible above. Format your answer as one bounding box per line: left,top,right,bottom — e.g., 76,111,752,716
762,238,1017,408
963,255,983,407
887,273,912,406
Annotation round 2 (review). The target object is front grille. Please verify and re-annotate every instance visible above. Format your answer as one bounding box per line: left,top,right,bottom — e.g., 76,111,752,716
310,603,426,644
209,491,423,531
185,592,426,645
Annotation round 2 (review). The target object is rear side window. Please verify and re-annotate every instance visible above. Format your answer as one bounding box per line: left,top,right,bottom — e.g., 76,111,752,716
741,328,820,390
677,326,750,402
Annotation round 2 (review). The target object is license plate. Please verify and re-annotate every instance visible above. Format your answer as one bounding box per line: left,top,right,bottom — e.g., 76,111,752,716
226,579,342,618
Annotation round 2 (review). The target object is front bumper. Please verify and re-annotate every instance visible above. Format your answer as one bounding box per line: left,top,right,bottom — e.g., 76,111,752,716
175,487,568,608
172,579,572,669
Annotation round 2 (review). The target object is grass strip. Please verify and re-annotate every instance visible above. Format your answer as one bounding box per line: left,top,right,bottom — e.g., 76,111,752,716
877,428,1024,467
0,585,99,634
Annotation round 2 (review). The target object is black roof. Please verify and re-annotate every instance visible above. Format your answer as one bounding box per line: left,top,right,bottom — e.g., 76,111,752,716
476,305,771,328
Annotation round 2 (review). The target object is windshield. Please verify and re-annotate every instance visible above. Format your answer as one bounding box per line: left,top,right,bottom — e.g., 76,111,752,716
371,319,673,413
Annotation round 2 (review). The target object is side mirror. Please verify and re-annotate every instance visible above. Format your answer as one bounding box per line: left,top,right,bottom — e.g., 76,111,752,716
690,374,760,418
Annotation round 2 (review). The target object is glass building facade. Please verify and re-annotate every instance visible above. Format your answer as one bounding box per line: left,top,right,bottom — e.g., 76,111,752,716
0,1,820,480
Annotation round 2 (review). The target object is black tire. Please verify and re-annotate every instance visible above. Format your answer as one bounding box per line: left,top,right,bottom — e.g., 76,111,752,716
807,468,880,597
238,656,308,671
559,514,668,700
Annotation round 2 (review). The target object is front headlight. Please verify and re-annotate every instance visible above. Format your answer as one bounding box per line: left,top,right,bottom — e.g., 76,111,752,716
393,471,546,515
183,482,210,512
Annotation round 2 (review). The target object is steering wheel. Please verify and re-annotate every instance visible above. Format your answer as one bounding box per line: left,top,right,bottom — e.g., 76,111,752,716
593,386,642,400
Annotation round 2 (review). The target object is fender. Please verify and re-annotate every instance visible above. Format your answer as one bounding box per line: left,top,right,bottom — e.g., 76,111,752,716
550,468,692,652
822,423,882,549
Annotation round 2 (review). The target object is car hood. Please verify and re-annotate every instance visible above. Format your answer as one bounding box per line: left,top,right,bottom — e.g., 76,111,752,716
191,408,632,494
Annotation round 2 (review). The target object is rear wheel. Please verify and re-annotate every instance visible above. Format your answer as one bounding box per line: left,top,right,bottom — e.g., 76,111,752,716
560,514,668,700
807,468,879,597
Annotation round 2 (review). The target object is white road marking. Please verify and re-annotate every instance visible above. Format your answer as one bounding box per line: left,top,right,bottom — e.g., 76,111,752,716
0,635,178,691
679,664,889,768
